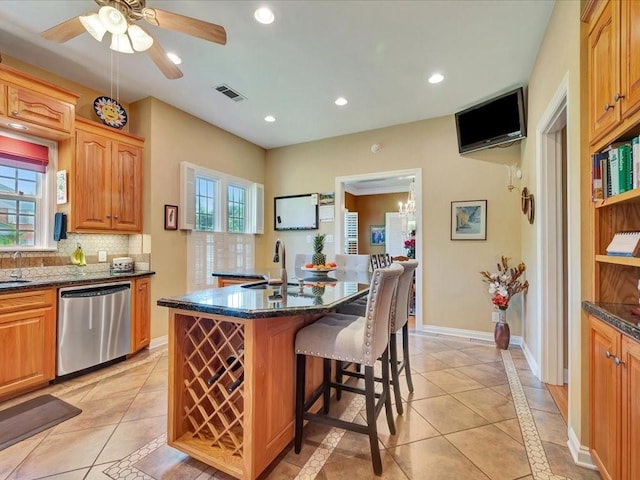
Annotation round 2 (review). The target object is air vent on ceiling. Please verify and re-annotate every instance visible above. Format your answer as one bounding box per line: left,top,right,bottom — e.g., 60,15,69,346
214,84,247,102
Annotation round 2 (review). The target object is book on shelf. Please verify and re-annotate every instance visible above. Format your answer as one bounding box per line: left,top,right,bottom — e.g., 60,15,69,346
609,148,620,196
592,152,605,200
619,144,632,193
606,231,640,257
633,136,640,188
601,156,610,198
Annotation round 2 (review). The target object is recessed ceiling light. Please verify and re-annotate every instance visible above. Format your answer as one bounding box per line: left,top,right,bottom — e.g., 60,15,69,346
166,52,182,65
7,122,28,130
254,7,275,24
264,115,276,122
335,97,348,106
428,73,444,84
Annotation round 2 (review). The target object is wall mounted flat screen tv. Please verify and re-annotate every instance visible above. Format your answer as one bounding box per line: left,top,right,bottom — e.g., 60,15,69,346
274,194,318,231
455,87,527,154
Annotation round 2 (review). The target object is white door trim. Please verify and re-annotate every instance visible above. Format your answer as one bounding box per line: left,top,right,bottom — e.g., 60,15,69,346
535,74,568,385
335,168,423,329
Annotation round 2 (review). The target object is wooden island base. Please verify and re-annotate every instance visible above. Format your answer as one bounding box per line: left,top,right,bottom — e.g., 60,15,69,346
167,309,325,479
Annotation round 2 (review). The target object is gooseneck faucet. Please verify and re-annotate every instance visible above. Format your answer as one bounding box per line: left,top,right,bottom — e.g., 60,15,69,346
10,251,22,280
273,239,287,292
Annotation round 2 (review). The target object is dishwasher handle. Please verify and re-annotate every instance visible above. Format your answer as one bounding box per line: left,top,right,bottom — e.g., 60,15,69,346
60,284,130,299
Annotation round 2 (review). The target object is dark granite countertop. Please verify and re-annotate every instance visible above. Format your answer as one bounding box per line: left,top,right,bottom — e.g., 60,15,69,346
0,270,155,293
582,301,640,341
211,269,271,280
157,279,369,319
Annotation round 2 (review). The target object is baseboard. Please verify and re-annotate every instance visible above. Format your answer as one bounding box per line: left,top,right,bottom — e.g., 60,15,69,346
567,427,598,470
521,340,539,377
149,335,168,350
421,325,522,346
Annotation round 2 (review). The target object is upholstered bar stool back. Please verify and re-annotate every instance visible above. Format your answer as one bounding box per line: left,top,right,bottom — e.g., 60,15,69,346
294,262,403,475
388,259,418,414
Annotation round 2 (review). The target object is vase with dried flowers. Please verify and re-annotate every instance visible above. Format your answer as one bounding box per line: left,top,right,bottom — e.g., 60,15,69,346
480,256,529,349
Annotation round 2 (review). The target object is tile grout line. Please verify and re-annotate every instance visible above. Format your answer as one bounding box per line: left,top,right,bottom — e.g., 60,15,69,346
294,395,366,480
501,350,568,480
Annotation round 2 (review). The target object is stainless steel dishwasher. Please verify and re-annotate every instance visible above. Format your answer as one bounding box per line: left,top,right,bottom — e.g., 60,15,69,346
57,282,131,377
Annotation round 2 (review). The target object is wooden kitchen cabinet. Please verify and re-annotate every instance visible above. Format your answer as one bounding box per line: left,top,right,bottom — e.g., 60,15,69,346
589,315,640,480
0,64,77,140
0,289,56,399
587,0,640,146
59,117,144,233
131,276,151,353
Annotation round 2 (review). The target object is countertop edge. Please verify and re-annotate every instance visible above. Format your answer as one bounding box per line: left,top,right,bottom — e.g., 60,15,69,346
582,301,640,341
0,271,156,293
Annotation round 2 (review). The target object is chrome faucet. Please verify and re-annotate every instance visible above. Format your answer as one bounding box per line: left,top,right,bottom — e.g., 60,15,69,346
273,239,287,293
10,251,22,279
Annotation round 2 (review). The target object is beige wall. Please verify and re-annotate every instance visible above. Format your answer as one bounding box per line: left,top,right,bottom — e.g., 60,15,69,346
129,97,266,339
519,0,584,443
266,115,522,335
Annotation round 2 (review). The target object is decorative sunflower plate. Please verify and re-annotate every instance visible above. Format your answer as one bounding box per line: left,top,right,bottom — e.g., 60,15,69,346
93,96,128,129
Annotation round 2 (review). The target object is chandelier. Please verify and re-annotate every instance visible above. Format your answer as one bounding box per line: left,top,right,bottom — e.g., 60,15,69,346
398,180,416,217
80,5,153,53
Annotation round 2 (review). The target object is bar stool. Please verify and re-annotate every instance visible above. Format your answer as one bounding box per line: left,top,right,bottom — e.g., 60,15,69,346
294,263,403,476
336,259,418,414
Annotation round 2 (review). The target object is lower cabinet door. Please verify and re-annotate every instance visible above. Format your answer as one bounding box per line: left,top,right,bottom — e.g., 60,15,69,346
132,277,151,352
622,335,640,480
0,306,55,397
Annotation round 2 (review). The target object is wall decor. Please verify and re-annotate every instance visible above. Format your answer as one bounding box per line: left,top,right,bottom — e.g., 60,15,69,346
370,225,386,246
521,188,535,224
164,205,178,230
56,170,67,204
451,200,487,240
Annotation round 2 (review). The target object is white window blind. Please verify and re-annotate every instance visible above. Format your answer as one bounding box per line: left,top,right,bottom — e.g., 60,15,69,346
344,211,358,254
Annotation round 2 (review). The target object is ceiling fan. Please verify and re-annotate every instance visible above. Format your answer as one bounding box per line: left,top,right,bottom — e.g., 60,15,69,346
41,0,227,79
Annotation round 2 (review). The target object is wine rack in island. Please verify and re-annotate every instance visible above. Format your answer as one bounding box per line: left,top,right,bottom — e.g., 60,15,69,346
167,310,325,480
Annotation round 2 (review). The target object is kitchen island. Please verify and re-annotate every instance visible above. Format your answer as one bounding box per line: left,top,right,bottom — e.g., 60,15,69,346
157,278,368,479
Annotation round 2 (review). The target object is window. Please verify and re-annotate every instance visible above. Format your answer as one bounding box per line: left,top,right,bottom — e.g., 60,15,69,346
195,176,218,231
0,164,38,246
227,184,246,233
0,133,56,251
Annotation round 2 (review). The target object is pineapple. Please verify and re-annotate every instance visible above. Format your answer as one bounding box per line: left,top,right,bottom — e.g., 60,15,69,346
312,233,326,266
311,284,325,305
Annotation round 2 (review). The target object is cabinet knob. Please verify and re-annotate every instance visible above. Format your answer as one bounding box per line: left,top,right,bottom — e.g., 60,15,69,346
605,350,612,359
106,215,111,219
604,103,613,112
114,215,119,219
614,356,626,367
11,110,18,115
614,93,625,102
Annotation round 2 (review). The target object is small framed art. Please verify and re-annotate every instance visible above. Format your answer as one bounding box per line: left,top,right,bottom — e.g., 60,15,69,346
164,204,178,230
370,225,385,245
451,200,487,240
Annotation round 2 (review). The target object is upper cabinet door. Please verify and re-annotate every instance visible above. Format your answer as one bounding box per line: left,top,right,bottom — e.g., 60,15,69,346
74,129,112,230
7,85,73,133
111,140,143,232
589,0,619,143
620,0,640,119
0,84,6,116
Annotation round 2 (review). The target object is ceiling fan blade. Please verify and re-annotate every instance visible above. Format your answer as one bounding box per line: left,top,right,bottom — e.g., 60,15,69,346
41,16,86,42
148,8,227,45
147,38,183,80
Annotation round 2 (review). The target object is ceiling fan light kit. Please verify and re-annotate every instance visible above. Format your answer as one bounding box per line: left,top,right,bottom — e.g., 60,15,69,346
79,13,107,41
98,5,128,34
127,24,153,51
110,32,134,53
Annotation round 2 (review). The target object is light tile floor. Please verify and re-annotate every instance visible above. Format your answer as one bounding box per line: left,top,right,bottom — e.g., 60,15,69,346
0,333,601,480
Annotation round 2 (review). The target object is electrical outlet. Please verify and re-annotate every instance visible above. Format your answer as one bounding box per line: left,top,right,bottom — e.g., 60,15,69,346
98,250,107,262
306,235,312,243
326,234,334,243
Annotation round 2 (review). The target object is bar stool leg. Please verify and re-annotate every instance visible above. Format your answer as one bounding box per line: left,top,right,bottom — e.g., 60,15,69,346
381,348,396,435
294,354,306,453
364,365,382,476
335,360,343,401
402,323,414,393
323,358,331,414
389,332,403,415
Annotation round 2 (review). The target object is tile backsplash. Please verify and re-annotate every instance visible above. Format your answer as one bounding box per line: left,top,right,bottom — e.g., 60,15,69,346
0,233,151,280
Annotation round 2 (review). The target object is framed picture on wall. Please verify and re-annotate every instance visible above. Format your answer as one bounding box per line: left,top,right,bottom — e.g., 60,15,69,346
164,204,178,230
370,225,385,245
451,200,487,240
